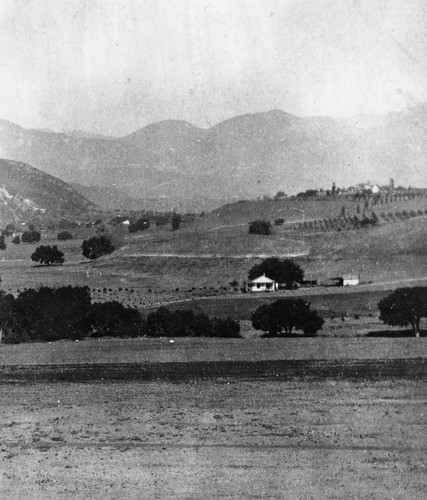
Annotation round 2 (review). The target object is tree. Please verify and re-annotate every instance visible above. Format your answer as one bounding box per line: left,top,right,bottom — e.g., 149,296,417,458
128,218,150,234
378,287,427,337
248,258,304,289
21,230,41,243
2,286,92,342
11,235,20,245
90,301,143,338
82,236,115,260
0,236,5,251
171,213,182,231
274,191,286,200
251,298,324,337
57,231,73,241
249,220,272,235
31,245,64,265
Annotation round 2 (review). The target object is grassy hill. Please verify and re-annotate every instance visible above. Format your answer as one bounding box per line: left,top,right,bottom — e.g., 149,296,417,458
0,159,94,225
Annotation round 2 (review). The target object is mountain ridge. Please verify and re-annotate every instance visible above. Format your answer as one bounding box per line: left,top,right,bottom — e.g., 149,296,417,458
0,106,425,209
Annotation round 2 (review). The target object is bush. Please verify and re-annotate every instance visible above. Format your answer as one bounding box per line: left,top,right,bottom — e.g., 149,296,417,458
251,298,324,337
171,213,182,231
249,220,272,235
57,231,73,241
82,236,115,260
1,286,92,343
11,235,20,245
90,301,144,338
128,218,150,234
31,245,64,265
145,307,241,338
21,230,41,244
274,218,284,225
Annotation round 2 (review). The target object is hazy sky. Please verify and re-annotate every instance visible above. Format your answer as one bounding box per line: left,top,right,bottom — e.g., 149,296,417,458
0,0,426,136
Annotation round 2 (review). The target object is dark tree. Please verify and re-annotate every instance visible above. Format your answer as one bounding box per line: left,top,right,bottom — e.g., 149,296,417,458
251,298,324,337
57,231,73,241
274,191,286,200
31,245,64,265
82,236,115,260
171,213,182,231
21,230,41,243
378,287,427,337
3,286,92,343
128,218,150,233
145,307,241,338
248,220,272,235
90,301,144,338
274,218,284,225
248,258,304,288
0,236,5,251
11,235,20,245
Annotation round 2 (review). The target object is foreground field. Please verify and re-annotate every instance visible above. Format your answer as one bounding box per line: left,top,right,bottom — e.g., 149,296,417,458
1,379,425,499
1,336,426,366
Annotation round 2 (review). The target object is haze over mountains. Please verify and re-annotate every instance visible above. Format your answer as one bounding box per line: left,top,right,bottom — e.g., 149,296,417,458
0,105,425,210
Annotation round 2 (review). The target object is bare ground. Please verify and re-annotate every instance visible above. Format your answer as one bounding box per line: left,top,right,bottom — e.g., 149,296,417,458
0,379,426,499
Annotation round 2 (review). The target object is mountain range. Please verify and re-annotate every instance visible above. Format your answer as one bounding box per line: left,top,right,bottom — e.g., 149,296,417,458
0,105,425,209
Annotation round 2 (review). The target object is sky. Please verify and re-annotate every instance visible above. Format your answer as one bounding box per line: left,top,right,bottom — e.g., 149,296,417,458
0,0,426,136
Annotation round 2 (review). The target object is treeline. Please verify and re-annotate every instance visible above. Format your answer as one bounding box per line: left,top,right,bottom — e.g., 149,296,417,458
0,286,240,343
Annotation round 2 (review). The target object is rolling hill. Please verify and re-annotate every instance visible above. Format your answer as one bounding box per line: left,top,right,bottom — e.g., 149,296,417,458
0,159,94,225
0,105,425,209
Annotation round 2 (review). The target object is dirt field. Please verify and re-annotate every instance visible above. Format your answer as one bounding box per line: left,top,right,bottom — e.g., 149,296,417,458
1,379,426,499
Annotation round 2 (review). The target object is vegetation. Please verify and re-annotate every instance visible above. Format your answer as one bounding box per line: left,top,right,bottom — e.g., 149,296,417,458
31,245,65,266
248,258,304,289
21,230,41,243
248,219,272,235
378,287,427,337
0,286,144,344
251,298,324,337
11,235,20,244
171,213,182,231
82,236,115,260
90,301,144,338
57,231,73,241
128,218,150,233
145,307,241,338
0,236,5,251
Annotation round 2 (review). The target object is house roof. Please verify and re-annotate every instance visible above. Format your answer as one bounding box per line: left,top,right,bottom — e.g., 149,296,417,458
249,274,276,284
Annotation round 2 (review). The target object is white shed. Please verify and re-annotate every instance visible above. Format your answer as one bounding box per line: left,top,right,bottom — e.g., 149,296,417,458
247,274,278,292
343,274,360,286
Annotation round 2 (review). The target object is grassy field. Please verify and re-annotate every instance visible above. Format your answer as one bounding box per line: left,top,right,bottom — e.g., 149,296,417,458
1,379,425,498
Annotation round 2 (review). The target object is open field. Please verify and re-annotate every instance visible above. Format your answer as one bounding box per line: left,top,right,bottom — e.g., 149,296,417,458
1,379,426,498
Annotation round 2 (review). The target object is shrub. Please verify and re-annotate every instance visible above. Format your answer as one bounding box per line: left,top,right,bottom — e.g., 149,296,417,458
145,307,241,338
11,235,20,245
57,231,73,241
31,245,64,265
248,220,272,235
171,213,182,231
251,298,324,337
82,236,115,260
21,230,41,244
274,218,284,225
128,218,150,233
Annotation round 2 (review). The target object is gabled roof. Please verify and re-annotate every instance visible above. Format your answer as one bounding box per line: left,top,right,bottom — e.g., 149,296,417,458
249,274,276,284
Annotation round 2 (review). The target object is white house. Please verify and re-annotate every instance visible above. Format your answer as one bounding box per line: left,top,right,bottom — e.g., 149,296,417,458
247,274,278,292
343,274,360,286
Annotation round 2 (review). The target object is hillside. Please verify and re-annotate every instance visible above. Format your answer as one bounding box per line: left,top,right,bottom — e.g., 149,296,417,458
0,105,426,209
0,159,94,225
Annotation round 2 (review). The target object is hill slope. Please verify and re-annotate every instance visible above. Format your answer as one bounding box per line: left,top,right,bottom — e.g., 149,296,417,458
0,159,94,225
0,106,425,208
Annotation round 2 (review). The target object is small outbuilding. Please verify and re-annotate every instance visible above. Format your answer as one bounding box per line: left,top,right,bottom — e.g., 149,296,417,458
247,274,278,292
343,274,360,286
